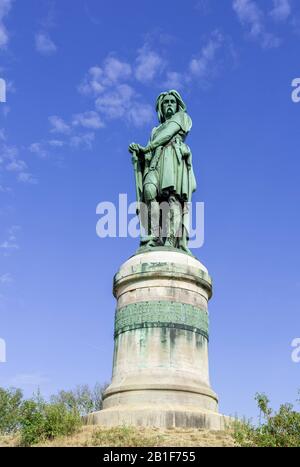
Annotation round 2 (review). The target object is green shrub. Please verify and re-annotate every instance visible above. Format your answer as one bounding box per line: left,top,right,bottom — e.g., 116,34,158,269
19,396,81,446
0,387,23,434
234,392,300,447
0,383,108,446
19,399,47,446
44,403,81,439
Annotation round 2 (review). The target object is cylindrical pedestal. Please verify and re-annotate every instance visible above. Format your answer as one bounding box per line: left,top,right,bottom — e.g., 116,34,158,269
87,250,227,429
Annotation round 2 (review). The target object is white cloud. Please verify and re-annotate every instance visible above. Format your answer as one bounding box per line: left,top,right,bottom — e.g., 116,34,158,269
0,140,38,184
0,240,17,250
163,71,184,90
77,36,234,129
232,0,281,48
79,53,154,128
78,66,105,95
48,139,64,147
0,272,13,284
72,111,104,129
29,142,47,158
0,225,20,254
35,32,57,55
189,30,224,78
6,159,27,172
49,115,71,134
18,172,38,184
44,113,102,151
45,112,103,150
160,31,235,90
127,103,154,128
270,0,291,22
69,132,95,149
233,0,263,37
135,45,164,83
95,84,135,119
0,142,18,163
79,57,132,96
104,57,132,84
95,83,154,126
0,0,13,49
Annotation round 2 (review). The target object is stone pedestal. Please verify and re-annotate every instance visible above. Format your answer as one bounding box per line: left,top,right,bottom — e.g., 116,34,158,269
87,250,228,429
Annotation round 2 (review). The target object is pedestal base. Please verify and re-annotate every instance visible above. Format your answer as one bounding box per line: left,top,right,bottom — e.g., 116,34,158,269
85,406,229,430
91,250,228,431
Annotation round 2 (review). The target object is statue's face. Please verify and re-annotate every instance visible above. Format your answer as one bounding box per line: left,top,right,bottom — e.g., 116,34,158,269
162,94,177,119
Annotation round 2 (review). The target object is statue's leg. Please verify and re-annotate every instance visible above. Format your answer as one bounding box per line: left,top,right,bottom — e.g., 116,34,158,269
149,199,160,244
143,182,161,247
164,195,182,248
179,202,192,255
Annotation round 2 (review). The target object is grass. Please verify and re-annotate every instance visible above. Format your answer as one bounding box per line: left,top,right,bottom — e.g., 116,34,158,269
0,425,236,447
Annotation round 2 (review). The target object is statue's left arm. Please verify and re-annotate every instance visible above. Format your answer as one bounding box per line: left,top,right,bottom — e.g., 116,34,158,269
129,121,181,155
146,121,182,152
129,112,192,155
147,111,192,152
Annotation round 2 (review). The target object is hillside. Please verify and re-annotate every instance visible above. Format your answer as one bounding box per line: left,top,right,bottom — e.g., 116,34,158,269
0,425,236,447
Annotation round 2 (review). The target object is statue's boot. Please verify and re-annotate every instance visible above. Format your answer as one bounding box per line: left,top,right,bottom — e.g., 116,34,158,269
178,229,193,255
178,206,193,255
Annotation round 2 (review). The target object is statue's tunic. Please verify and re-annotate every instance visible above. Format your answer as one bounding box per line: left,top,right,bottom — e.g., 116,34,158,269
144,111,197,202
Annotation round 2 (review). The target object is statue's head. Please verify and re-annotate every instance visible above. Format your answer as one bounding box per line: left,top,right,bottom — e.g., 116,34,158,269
156,90,186,123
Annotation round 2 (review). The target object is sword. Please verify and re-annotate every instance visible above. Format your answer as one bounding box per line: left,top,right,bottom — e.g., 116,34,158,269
131,149,141,215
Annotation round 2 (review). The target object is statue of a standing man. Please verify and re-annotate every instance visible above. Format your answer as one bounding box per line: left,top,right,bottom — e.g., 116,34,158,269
129,90,197,254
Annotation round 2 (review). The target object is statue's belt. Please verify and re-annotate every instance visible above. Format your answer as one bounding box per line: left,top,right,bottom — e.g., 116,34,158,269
150,138,185,169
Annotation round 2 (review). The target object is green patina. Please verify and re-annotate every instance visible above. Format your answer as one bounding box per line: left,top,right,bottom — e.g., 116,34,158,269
114,300,209,340
141,261,168,273
129,90,196,254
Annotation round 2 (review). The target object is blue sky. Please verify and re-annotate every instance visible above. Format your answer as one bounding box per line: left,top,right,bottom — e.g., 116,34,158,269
0,0,300,421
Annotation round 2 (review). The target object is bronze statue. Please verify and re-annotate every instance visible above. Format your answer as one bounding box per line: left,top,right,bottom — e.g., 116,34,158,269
129,90,196,254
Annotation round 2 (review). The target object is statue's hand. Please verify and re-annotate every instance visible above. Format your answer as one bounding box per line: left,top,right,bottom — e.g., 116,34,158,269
129,143,140,153
129,143,149,154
